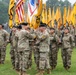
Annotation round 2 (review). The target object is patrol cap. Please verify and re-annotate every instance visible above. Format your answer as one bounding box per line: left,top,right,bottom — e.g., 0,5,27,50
39,22,47,27
20,22,28,26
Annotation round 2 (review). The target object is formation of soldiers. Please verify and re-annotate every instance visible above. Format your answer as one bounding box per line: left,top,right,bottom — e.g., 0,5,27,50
0,22,75,75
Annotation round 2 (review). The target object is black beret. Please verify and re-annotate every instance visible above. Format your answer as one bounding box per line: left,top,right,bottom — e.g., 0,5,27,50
39,22,47,27
17,25,22,29
20,22,28,26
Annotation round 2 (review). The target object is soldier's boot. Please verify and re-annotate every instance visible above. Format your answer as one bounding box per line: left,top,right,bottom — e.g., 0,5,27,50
47,69,51,74
65,66,70,71
23,72,30,75
51,65,56,70
16,71,20,75
19,71,23,75
36,70,44,75
16,70,20,75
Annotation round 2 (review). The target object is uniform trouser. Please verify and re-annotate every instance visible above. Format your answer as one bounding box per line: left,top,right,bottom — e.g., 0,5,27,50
61,48,72,68
18,50,30,72
15,50,19,70
10,47,15,68
0,46,6,63
34,47,39,69
28,50,32,68
39,52,50,70
50,47,58,68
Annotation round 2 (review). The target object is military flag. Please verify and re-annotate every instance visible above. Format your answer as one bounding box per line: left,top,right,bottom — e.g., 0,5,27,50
30,0,42,29
51,8,55,27
47,8,52,26
15,0,25,23
28,0,38,23
63,6,67,26
8,0,15,28
55,6,62,28
67,6,71,24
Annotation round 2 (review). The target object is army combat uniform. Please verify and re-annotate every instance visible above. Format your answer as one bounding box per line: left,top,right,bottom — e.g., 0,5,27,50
61,33,75,70
10,27,20,71
36,29,51,75
16,28,35,75
0,29,9,64
49,32,60,70
10,30,16,69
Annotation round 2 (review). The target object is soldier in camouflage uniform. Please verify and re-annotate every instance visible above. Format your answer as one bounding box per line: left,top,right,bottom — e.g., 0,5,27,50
10,26,17,69
10,25,22,72
2,25,9,64
15,25,22,72
61,28,75,70
0,24,9,64
49,28,60,70
25,27,34,69
32,28,40,71
36,23,51,75
69,25,75,36
16,23,36,75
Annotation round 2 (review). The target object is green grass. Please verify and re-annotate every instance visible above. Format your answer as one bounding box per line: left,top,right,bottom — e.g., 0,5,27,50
0,44,76,75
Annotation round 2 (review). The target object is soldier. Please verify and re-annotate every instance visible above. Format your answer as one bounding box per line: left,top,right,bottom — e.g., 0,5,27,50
10,25,22,72
10,26,17,69
49,28,60,70
16,23,36,75
36,23,51,75
34,28,40,71
2,25,9,64
61,28,75,70
0,24,9,64
26,27,34,69
69,25,75,36
15,25,22,72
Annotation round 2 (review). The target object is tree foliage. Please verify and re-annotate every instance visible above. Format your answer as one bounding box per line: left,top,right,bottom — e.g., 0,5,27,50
0,1,9,24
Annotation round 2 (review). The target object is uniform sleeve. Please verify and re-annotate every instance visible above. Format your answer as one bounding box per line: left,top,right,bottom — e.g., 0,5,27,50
24,30,36,39
37,31,49,41
4,31,9,42
70,35,75,48
55,35,61,43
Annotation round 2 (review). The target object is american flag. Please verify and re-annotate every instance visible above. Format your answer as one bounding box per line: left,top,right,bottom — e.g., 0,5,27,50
28,0,40,22
16,0,25,23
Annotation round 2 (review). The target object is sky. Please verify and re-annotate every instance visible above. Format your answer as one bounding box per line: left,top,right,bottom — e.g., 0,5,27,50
43,0,76,4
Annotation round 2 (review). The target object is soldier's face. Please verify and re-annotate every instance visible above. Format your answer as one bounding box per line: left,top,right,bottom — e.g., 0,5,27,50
39,27,46,32
50,30,54,34
24,25,30,30
64,29,69,34
12,28,16,32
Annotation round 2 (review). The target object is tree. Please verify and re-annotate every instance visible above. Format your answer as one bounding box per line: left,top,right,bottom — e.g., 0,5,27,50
0,1,9,24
